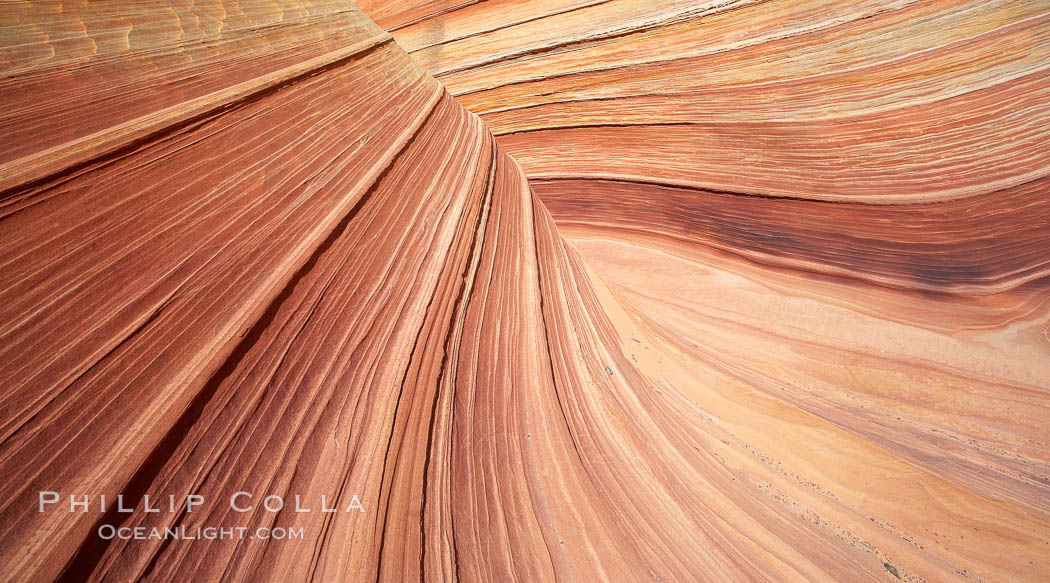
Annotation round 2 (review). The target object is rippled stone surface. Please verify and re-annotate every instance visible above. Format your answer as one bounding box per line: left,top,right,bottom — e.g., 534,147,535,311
2,1,1048,581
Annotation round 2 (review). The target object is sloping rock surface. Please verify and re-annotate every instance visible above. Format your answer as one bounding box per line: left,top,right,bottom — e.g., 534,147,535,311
1,1,1048,582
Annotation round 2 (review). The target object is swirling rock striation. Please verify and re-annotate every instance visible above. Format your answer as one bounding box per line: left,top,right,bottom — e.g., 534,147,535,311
0,1,1048,582
361,1,1050,581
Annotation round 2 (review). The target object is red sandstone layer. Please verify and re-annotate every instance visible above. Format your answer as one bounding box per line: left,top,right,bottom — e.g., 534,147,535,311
1,1,1048,582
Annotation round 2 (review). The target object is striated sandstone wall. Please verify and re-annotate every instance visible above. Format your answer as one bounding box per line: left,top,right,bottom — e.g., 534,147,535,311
1,1,1048,582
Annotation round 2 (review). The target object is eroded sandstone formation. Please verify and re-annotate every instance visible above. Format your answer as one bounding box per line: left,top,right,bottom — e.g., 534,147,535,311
1,1,1048,581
